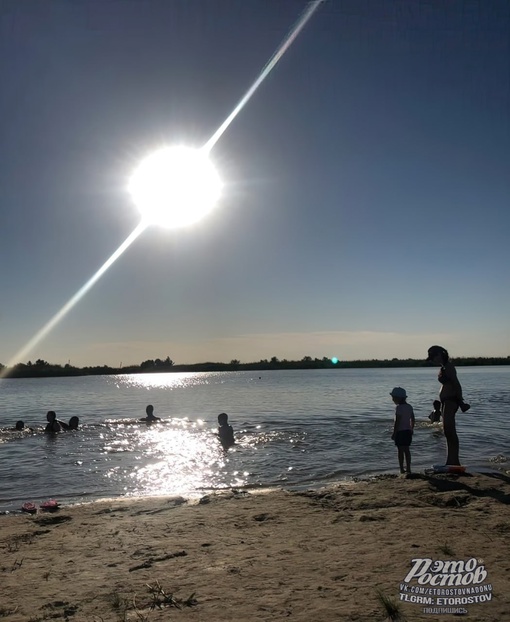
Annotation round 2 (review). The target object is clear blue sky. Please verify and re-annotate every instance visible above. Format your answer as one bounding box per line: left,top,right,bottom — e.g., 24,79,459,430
1,0,509,367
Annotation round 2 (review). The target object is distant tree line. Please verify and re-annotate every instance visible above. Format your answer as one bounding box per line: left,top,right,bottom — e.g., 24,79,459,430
0,355,509,379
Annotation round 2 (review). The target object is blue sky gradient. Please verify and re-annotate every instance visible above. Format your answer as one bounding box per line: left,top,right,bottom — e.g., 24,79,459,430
1,0,509,366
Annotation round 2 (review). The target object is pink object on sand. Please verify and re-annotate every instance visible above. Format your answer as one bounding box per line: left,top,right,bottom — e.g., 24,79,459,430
21,502,37,514
40,499,60,512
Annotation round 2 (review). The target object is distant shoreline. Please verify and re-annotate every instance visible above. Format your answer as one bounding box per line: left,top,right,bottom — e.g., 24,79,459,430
1,356,509,379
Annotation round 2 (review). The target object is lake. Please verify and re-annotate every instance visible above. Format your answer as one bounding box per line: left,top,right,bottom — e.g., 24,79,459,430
0,367,508,512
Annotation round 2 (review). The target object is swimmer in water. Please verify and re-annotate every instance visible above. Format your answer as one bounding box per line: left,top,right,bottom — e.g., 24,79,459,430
140,404,161,424
14,420,34,432
68,416,80,430
44,411,67,433
428,400,442,423
217,412,235,450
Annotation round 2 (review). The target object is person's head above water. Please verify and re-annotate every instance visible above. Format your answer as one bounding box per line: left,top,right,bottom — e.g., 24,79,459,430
69,416,80,430
15,420,25,430
427,345,449,365
433,400,441,410
145,405,155,418
217,412,229,426
46,411,57,422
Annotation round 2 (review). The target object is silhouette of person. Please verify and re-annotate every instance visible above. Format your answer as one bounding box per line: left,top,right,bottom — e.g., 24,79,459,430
140,404,161,424
217,412,235,449
44,411,67,433
68,416,80,430
390,387,415,476
427,345,470,466
14,420,33,432
428,400,442,423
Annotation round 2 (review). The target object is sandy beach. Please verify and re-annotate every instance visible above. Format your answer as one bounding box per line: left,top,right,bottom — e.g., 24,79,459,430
1,471,509,622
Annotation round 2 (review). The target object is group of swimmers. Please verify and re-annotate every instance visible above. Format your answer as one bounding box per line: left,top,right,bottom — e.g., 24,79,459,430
45,411,80,433
13,411,80,433
390,344,471,476
13,406,235,450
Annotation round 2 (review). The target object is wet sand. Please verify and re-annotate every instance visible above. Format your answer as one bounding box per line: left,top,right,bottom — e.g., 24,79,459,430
1,471,509,621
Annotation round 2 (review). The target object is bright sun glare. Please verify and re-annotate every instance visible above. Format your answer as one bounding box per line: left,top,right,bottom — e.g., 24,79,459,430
2,2,324,375
128,146,222,229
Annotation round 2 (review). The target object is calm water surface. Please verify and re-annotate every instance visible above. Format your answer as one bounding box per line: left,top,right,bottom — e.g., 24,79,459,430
0,367,508,512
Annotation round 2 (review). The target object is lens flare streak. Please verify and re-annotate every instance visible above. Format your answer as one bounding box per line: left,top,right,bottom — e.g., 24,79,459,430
2,221,147,373
204,0,325,152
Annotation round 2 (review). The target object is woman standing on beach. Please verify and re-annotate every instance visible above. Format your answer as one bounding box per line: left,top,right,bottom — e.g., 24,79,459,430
427,346,470,466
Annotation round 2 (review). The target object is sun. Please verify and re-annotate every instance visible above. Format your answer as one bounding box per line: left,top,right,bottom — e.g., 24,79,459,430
128,146,222,229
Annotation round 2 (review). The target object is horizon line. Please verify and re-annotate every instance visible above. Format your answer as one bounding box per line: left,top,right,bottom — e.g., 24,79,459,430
1,353,509,371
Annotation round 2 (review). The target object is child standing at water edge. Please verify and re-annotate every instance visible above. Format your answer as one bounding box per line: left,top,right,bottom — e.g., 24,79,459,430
390,387,415,476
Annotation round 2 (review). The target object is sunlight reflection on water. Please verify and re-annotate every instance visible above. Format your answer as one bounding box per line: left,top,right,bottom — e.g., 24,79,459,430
101,419,252,497
115,372,212,390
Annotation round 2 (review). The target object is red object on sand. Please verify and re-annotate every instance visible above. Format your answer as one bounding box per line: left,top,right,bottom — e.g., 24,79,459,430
21,502,37,514
40,499,60,512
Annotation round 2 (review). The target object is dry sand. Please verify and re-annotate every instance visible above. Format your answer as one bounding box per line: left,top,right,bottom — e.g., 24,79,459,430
1,471,509,622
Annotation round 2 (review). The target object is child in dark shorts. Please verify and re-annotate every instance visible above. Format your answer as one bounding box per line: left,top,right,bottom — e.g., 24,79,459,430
390,387,415,476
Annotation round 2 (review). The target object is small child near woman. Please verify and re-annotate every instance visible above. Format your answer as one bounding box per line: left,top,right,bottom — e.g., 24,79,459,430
428,400,442,423
390,387,415,476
